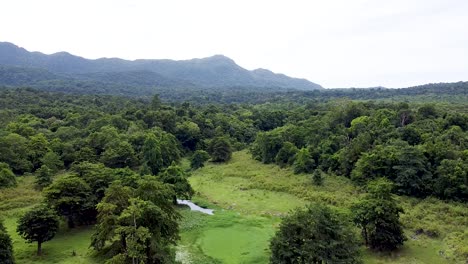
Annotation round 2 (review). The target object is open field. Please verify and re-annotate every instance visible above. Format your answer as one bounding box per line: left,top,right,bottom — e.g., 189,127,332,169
180,150,467,264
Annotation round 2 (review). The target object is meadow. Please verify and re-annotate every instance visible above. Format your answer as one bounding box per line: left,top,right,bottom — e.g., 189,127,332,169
180,150,467,264
1,151,467,263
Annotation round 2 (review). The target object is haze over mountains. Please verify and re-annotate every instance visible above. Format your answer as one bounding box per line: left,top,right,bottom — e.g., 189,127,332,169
0,42,322,94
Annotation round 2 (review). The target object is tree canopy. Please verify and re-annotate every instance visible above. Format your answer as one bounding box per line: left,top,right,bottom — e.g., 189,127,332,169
270,203,362,264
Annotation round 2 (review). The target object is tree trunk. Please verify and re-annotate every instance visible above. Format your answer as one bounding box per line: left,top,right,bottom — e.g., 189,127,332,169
363,227,368,246
173,195,178,205
67,216,75,228
37,241,42,256
121,234,127,251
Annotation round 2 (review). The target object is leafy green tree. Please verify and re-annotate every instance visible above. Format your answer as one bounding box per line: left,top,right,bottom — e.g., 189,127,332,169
0,133,32,173
393,145,432,197
75,146,97,163
434,159,467,201
92,177,180,263
44,175,96,228
209,137,232,162
293,148,315,174
175,121,201,151
251,130,283,164
160,162,194,204
142,134,163,175
352,178,405,251
0,219,14,264
71,162,116,201
40,151,63,173
270,203,361,264
275,142,298,168
35,165,52,190
312,169,323,186
16,205,59,256
100,140,136,168
190,150,210,170
28,133,50,170
91,182,132,251
352,141,432,197
0,164,16,189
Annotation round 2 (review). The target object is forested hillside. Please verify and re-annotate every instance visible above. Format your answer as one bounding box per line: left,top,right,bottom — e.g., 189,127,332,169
0,42,322,93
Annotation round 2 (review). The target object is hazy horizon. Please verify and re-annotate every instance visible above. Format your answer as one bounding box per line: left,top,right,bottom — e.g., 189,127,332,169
1,0,467,88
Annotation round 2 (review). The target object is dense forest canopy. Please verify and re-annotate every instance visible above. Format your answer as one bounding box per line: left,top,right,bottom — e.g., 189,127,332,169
0,86,467,263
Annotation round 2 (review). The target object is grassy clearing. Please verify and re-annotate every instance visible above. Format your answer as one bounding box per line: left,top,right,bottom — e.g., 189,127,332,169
180,150,467,264
0,175,102,264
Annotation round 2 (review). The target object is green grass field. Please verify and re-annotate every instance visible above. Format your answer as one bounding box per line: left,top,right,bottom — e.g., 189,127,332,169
1,151,466,263
180,150,467,264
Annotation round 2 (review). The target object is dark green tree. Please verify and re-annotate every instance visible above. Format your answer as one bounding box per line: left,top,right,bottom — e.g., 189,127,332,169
293,148,315,174
352,178,405,251
159,162,194,204
270,203,361,264
28,133,50,170
40,151,64,174
0,163,16,189
71,162,116,202
175,121,201,151
44,175,96,228
190,150,210,170
434,159,467,201
0,133,32,174
275,142,298,168
142,134,163,175
92,177,180,263
16,205,59,256
209,137,232,162
312,169,323,186
35,165,52,190
100,140,137,168
0,220,14,264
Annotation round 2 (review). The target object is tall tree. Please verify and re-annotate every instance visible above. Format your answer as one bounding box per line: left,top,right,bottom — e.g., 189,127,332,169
0,133,32,174
17,205,59,256
0,220,14,264
92,177,180,263
209,137,232,162
270,203,362,264
0,164,16,189
35,165,52,190
28,133,50,170
190,150,210,170
275,142,298,168
44,175,96,228
159,162,194,204
312,169,323,186
352,178,405,251
293,147,315,174
40,151,64,174
142,134,163,175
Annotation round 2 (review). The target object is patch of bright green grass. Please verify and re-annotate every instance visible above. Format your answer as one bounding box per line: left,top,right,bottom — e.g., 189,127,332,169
178,204,278,264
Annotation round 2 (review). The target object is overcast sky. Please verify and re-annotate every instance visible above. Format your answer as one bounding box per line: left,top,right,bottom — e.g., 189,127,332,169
1,0,467,88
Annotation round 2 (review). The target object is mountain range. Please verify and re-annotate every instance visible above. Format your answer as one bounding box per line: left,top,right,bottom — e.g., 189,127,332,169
0,42,322,95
